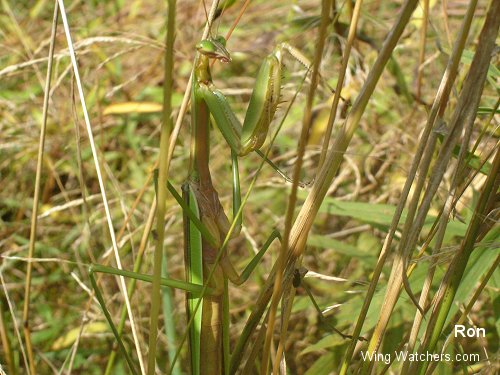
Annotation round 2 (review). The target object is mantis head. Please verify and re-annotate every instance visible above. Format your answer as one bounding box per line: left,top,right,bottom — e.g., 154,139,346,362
196,36,231,63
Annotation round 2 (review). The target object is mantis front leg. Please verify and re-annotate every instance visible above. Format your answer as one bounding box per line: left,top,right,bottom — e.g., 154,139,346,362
195,37,289,157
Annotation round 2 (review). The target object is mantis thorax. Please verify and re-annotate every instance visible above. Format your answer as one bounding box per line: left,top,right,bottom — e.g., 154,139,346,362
194,54,212,84
195,36,231,84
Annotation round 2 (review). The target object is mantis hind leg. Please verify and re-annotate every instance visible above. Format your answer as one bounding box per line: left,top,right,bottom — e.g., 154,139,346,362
294,268,367,341
220,229,281,286
219,229,281,374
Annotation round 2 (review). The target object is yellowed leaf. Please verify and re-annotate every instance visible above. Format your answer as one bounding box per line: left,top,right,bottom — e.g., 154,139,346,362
51,322,109,350
103,101,162,115
411,0,438,29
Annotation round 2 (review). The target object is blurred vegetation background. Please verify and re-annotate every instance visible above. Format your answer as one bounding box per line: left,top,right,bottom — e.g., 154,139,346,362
0,0,498,374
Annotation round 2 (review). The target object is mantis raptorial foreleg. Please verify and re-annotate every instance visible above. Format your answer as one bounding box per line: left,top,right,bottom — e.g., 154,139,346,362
195,38,319,158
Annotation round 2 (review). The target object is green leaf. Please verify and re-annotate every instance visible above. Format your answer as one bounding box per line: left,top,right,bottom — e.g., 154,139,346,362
297,190,467,239
441,47,500,80
304,352,335,375
477,106,500,115
436,133,492,176
301,335,345,355
307,235,375,260
447,226,500,325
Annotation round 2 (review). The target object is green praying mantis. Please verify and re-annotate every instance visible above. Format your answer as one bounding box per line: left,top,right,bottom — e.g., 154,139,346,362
182,36,293,375
89,35,334,374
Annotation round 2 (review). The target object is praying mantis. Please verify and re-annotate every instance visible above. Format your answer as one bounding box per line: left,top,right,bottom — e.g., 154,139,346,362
89,35,319,374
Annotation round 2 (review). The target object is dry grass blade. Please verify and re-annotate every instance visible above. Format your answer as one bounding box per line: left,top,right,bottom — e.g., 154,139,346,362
408,3,500,371
2,0,498,373
274,1,364,367
317,0,363,169
403,1,484,363
55,0,145,373
1,267,29,373
231,1,421,371
340,0,480,371
22,3,59,374
416,0,429,99
262,0,331,373
0,297,14,374
372,1,498,371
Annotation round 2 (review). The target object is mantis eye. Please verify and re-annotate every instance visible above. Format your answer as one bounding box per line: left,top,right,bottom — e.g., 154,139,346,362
196,39,217,54
213,35,227,47
196,37,231,63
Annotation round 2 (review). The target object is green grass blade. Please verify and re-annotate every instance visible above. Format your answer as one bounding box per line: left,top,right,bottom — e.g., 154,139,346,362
231,150,242,232
239,229,281,284
88,267,138,375
91,264,208,295
148,0,177,370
